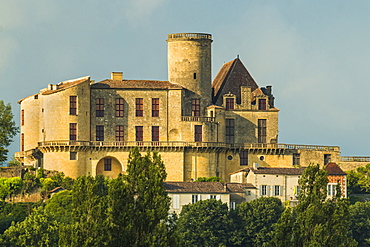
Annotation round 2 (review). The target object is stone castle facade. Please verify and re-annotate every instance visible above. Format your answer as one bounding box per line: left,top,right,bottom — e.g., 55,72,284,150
15,33,369,180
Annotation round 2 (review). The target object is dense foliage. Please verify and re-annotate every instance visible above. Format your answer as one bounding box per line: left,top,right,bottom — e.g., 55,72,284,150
0,100,19,164
347,163,370,194
2,161,370,246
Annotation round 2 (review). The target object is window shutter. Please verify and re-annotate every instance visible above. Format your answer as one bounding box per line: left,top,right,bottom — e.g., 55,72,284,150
260,185,263,196
267,186,271,196
216,195,220,200
173,195,180,209
279,186,283,196
198,194,202,201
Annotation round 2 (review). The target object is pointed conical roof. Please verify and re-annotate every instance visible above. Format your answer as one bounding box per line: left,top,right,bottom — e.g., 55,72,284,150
212,58,259,105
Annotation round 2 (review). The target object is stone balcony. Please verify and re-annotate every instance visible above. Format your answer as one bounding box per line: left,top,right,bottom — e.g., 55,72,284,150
37,141,340,154
181,116,216,122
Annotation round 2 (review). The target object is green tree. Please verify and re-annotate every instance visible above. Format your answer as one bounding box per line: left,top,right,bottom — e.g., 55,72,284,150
176,199,230,247
347,164,370,194
0,177,24,200
59,175,109,247
349,201,370,246
2,207,59,247
0,100,19,164
270,164,357,247
122,148,171,246
230,197,284,247
44,190,73,224
195,176,223,182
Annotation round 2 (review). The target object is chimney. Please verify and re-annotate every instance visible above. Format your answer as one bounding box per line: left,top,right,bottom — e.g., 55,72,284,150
111,72,123,81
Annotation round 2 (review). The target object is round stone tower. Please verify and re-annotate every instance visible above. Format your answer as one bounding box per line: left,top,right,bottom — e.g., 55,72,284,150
167,33,213,112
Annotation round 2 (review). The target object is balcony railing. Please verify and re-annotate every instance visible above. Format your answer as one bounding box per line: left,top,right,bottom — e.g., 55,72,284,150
340,156,370,162
181,116,216,122
38,141,340,151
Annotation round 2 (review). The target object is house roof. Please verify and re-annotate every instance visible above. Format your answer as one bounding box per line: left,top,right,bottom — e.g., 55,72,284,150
212,58,259,105
326,163,347,175
249,167,307,175
91,79,183,90
42,76,90,95
164,182,255,193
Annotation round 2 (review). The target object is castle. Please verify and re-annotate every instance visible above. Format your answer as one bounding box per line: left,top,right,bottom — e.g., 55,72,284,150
15,33,369,181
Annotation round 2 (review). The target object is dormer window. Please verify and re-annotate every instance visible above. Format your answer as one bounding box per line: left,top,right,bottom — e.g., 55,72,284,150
258,99,267,110
226,98,235,110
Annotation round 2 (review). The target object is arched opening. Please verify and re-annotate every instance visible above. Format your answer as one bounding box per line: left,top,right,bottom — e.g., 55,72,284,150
96,156,122,178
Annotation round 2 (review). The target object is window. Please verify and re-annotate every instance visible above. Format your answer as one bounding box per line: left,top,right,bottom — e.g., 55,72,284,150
294,186,301,196
230,201,236,210
34,95,38,99
115,98,124,117
195,125,202,142
173,195,180,209
328,183,337,196
246,190,251,196
324,154,331,165
104,158,112,171
21,133,24,152
136,126,143,141
192,195,201,204
96,125,104,141
258,99,267,110
152,98,159,117
70,96,77,115
136,98,143,117
193,73,197,79
240,151,248,166
210,195,217,199
293,153,300,166
70,123,77,140
96,98,104,117
274,185,281,196
21,110,24,126
116,125,124,141
226,98,235,110
152,126,159,142
260,185,268,196
70,152,77,160
191,99,200,116
226,119,235,144
258,119,267,143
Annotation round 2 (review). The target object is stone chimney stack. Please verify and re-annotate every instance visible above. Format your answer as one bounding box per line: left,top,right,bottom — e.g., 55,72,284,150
111,72,123,81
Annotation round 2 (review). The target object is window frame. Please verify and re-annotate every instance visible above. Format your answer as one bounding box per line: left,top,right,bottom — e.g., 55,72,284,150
115,98,124,117
195,125,202,142
191,99,200,117
70,96,77,115
152,98,159,117
258,119,267,143
258,98,267,110
152,126,159,142
96,98,104,117
226,98,235,110
70,152,77,160
226,118,235,144
21,109,24,126
136,98,144,117
69,123,77,141
104,158,112,171
116,125,124,141
96,125,104,141
136,126,143,142
240,150,248,166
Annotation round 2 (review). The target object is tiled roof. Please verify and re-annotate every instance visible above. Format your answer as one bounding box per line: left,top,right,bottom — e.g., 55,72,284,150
164,182,255,193
326,163,347,175
42,76,90,95
227,183,256,192
250,167,306,175
212,58,259,105
91,79,183,90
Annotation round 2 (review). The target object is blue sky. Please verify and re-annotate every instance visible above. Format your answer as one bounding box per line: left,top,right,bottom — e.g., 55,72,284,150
1,0,369,160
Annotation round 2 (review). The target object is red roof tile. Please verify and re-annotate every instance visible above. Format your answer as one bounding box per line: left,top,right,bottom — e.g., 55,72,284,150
250,167,306,175
92,79,183,90
326,163,347,175
42,77,90,95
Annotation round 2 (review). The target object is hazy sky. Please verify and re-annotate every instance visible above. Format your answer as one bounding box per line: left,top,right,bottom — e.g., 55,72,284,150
1,0,369,160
